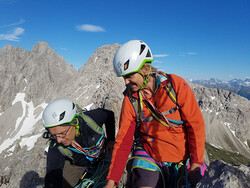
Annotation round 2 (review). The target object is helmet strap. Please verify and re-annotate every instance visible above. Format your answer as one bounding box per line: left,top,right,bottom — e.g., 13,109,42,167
75,125,79,136
139,65,151,90
71,117,80,137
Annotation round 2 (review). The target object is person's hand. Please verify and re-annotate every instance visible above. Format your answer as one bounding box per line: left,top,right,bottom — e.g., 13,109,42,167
187,163,202,187
104,180,115,188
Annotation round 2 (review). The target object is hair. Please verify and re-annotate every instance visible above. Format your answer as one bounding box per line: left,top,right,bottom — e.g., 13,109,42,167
140,62,158,77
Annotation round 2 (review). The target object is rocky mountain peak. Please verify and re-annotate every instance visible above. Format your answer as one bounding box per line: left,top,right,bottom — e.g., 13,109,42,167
0,44,25,54
32,41,55,55
79,43,120,74
1,44,15,52
0,41,77,111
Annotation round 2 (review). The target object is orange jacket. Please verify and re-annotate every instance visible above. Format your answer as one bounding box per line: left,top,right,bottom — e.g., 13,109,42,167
107,73,205,185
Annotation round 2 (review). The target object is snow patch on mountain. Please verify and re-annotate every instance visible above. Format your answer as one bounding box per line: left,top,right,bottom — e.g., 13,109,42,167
84,103,94,110
20,134,43,151
210,143,223,149
0,92,47,153
210,96,215,100
244,141,248,146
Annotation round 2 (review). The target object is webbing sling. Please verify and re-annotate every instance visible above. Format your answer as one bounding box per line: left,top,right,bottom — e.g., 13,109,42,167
153,72,180,117
140,91,182,128
127,72,182,127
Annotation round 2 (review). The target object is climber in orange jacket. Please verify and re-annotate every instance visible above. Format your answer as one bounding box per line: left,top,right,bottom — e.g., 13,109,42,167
105,40,205,188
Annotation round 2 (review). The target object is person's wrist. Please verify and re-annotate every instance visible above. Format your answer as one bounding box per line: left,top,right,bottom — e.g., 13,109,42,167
104,180,115,188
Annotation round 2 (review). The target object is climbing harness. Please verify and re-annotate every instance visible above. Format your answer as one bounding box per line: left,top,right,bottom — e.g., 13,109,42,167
129,147,192,188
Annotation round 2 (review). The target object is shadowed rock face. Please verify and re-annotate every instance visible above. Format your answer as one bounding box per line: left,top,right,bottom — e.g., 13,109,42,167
0,42,249,187
197,160,250,188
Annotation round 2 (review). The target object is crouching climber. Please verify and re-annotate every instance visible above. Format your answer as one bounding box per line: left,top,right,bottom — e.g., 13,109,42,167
42,98,115,188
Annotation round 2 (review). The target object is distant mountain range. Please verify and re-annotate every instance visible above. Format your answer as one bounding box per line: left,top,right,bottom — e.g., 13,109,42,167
190,78,250,100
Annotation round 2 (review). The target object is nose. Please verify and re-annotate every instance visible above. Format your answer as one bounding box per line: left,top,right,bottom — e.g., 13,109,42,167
124,78,130,85
57,137,64,143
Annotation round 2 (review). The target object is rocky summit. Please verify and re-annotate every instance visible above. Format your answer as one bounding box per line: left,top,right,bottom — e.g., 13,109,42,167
197,160,250,188
0,42,249,187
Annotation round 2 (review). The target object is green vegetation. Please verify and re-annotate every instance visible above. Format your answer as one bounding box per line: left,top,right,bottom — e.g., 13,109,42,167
205,142,250,166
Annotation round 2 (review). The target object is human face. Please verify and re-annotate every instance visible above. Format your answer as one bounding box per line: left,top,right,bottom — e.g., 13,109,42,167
123,72,144,92
49,125,76,146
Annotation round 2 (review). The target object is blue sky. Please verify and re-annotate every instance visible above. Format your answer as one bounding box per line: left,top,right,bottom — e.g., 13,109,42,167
0,0,249,81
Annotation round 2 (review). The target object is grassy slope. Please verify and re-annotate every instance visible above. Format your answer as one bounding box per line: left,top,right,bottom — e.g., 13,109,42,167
206,142,250,166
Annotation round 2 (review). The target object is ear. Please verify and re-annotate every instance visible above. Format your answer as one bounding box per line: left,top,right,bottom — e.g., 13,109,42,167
140,63,150,75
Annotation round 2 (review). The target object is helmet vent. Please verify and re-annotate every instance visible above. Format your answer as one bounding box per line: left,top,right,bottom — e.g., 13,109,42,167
124,60,129,70
146,49,151,57
139,44,146,55
59,111,66,121
72,103,75,110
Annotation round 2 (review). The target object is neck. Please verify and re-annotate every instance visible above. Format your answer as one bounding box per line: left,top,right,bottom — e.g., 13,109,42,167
142,75,156,97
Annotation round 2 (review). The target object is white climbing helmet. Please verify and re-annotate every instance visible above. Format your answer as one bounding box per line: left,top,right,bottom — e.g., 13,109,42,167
42,98,78,128
113,40,153,77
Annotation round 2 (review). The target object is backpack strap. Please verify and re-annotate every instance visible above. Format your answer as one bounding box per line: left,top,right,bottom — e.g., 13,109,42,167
80,113,103,135
124,87,142,125
58,145,74,161
76,104,103,135
157,72,180,115
159,72,178,106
